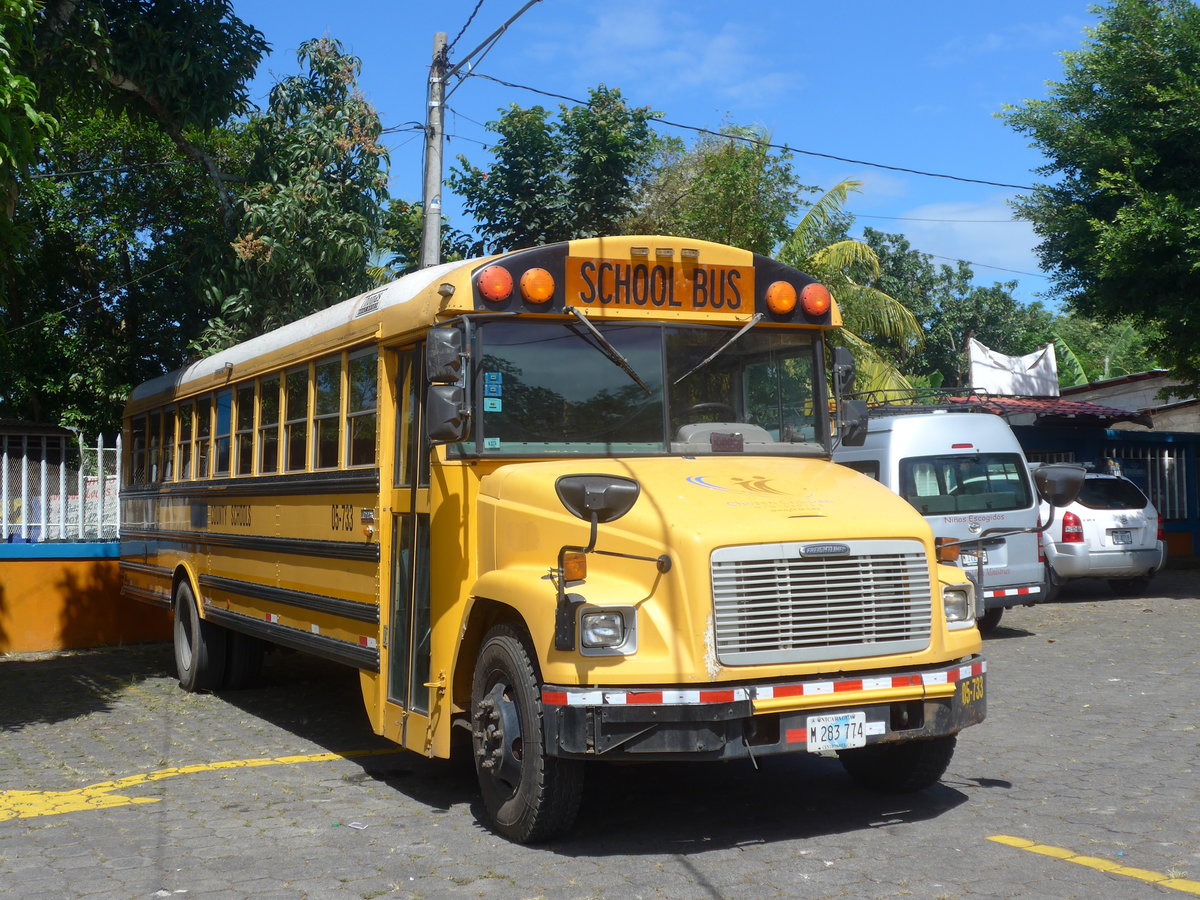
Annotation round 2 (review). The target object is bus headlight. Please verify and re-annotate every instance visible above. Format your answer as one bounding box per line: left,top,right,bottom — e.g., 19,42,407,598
579,608,636,655
943,583,974,628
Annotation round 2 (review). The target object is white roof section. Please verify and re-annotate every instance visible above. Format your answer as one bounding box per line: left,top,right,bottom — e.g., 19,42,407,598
130,258,474,403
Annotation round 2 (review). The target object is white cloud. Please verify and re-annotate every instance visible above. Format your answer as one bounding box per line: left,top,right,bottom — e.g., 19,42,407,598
931,16,1090,67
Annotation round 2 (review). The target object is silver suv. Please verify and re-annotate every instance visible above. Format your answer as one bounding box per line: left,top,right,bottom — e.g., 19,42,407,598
1041,473,1167,597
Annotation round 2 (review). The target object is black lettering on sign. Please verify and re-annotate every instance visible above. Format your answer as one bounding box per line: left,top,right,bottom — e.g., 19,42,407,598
207,504,252,528
331,504,355,532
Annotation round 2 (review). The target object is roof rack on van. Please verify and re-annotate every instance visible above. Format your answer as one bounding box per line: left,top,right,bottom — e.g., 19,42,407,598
850,387,1001,418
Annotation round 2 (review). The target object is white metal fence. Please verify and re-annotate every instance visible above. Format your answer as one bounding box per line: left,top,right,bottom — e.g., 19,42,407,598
1,432,121,542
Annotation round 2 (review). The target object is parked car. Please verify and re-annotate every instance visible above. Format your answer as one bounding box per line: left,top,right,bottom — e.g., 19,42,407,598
1040,472,1167,597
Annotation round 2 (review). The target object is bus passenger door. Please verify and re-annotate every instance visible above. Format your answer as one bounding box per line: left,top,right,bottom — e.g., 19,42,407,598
386,346,433,751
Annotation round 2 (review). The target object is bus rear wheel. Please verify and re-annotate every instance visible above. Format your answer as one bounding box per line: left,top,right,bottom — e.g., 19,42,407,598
173,579,227,692
471,624,583,843
837,735,957,793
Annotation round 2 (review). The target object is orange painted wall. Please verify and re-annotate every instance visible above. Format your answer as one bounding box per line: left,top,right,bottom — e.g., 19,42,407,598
0,557,171,653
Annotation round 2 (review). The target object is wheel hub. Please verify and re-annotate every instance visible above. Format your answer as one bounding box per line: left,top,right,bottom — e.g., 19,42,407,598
474,682,523,792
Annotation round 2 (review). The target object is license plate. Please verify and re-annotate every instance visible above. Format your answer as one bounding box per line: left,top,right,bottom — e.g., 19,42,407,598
1112,530,1132,545
806,712,867,752
961,550,988,566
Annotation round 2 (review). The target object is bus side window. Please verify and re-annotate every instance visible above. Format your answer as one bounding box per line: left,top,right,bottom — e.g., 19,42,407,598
235,384,254,476
285,365,309,472
259,376,280,474
131,416,147,483
179,403,193,480
162,407,175,481
148,412,161,483
347,350,377,468
214,389,232,476
314,355,341,470
196,395,212,478
395,348,418,487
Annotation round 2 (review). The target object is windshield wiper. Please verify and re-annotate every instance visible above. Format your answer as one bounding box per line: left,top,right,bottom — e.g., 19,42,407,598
672,313,764,385
564,306,652,395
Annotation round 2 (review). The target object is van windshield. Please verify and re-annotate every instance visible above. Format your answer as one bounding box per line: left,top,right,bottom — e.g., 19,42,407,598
898,453,1032,515
468,320,825,456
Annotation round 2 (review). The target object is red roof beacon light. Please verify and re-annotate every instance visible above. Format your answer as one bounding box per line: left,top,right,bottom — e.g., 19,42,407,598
478,265,514,302
800,282,832,317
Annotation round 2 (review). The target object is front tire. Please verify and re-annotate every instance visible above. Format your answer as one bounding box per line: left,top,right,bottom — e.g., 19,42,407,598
838,735,957,793
471,624,584,843
977,606,1004,633
174,579,227,692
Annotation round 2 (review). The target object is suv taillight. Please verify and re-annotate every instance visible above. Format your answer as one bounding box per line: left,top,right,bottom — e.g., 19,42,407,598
1062,511,1084,543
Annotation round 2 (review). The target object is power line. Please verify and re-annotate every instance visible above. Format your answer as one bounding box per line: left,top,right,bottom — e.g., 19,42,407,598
466,71,1037,192
447,0,487,53
854,213,1021,224
29,161,190,180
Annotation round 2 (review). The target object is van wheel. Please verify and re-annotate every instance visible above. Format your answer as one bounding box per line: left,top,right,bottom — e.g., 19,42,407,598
173,580,227,692
1109,575,1152,597
838,735,957,793
471,624,584,843
977,607,1003,633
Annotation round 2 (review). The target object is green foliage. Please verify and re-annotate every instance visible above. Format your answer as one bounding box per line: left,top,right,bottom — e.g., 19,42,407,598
627,125,807,255
193,37,389,351
447,86,657,253
862,228,1056,387
1,0,55,235
380,198,482,277
1052,313,1161,384
1002,0,1200,390
778,184,920,393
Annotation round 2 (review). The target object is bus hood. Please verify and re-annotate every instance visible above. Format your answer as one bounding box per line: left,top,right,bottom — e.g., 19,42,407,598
478,455,932,556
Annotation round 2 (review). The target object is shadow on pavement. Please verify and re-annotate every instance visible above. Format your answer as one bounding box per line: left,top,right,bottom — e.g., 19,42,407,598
0,642,172,731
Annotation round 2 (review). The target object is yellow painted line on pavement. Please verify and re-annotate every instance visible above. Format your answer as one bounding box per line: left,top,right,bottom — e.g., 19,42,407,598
989,835,1200,896
0,748,398,822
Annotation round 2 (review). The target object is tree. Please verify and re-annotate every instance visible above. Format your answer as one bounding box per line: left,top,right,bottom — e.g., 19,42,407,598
194,37,389,350
777,184,923,392
1,0,267,433
447,85,657,253
862,228,1056,387
1052,313,1161,385
380,199,482,277
1002,0,1200,391
626,126,808,255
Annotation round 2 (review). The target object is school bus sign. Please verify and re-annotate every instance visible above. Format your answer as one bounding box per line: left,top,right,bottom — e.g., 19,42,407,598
565,255,753,312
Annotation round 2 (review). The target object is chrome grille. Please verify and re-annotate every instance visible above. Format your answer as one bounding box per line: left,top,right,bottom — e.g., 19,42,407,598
711,539,932,665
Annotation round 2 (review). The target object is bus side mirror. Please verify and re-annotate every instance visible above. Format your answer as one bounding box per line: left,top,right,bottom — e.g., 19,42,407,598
1033,463,1086,508
426,328,463,383
839,399,869,447
832,346,856,395
427,385,469,443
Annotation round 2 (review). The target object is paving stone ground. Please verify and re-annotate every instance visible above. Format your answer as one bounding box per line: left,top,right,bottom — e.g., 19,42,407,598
1,567,1197,899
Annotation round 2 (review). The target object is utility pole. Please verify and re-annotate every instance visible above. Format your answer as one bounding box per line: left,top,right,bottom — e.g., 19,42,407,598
418,32,447,270
417,1,544,269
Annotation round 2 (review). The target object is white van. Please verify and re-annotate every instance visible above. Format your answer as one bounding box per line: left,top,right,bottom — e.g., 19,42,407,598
834,410,1045,632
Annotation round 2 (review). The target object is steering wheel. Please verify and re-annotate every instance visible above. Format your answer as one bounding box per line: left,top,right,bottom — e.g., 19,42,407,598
686,402,737,419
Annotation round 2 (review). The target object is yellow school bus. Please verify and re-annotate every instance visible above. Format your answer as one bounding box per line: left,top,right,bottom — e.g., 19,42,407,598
121,235,986,842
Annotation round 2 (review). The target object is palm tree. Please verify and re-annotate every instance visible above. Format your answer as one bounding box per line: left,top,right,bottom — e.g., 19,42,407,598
777,180,922,393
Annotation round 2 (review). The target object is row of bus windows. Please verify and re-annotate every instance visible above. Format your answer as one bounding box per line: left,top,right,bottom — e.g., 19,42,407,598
128,350,378,484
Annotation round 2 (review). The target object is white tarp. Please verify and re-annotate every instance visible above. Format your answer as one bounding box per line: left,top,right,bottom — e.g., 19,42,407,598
968,337,1060,397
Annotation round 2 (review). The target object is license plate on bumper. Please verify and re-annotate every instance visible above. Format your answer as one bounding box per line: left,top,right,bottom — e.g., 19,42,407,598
806,712,867,752
1112,529,1132,545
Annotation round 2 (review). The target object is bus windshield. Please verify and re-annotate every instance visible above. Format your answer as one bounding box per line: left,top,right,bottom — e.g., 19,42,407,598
471,319,824,455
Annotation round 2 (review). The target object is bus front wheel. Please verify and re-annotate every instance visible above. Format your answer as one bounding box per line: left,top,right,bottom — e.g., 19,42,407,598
173,579,227,692
471,624,584,843
837,735,957,793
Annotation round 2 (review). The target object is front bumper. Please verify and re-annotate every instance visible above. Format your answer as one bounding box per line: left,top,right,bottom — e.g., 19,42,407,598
541,658,986,761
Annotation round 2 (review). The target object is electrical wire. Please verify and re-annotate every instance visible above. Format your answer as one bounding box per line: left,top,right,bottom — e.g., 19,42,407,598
466,71,1036,192
447,0,487,53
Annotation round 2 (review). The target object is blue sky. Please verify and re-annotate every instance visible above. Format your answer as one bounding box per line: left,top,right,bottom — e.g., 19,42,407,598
232,0,1098,307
